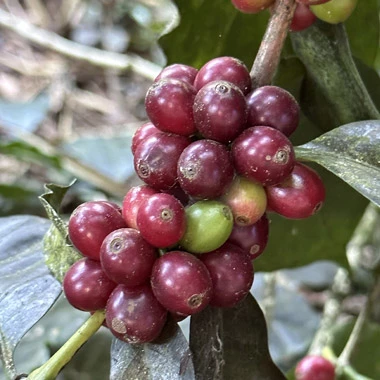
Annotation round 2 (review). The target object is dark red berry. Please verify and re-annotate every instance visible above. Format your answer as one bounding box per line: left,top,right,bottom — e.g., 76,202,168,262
194,56,252,95
131,122,161,155
232,126,295,186
266,162,326,219
106,284,167,344
151,251,212,315
295,355,335,380
137,193,186,248
63,258,116,311
177,140,234,199
200,242,254,308
100,228,157,286
68,201,126,260
145,79,196,136
221,176,267,226
193,80,247,143
155,64,198,85
122,185,157,229
246,86,300,137
231,0,275,14
290,3,317,32
134,133,191,190
228,214,269,260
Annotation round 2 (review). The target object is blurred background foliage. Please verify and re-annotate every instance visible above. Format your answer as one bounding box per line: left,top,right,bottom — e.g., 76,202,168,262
0,0,379,379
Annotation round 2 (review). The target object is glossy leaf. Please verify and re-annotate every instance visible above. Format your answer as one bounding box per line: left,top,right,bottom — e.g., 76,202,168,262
159,0,268,68
0,216,61,378
110,319,195,380
190,294,285,380
295,120,380,207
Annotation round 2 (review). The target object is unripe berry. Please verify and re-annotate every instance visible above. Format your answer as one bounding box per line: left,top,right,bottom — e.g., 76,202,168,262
295,355,335,380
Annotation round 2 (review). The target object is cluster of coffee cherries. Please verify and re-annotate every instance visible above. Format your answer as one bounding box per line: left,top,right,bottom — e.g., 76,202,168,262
231,0,358,32
63,56,325,345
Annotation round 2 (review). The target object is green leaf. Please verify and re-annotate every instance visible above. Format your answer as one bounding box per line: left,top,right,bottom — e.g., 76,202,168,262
0,216,61,378
291,21,379,131
110,319,195,380
295,120,380,207
345,0,380,69
0,141,61,169
189,294,285,379
43,225,82,284
39,181,75,239
0,93,49,133
39,181,82,283
159,1,268,68
62,136,135,183
332,319,380,379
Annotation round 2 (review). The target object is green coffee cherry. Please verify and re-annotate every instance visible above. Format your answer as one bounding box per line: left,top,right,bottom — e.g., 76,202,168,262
311,0,358,24
179,200,233,254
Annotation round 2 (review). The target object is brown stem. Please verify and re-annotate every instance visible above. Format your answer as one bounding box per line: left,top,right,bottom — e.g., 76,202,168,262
250,0,296,88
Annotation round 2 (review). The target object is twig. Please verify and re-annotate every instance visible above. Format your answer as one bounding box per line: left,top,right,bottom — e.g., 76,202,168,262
0,9,162,81
27,310,105,380
308,268,351,355
323,347,373,380
250,0,296,88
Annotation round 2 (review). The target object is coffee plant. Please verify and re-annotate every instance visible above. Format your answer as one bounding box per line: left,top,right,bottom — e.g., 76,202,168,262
0,0,379,379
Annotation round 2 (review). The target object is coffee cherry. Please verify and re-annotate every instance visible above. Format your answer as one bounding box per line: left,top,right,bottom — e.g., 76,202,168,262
122,185,157,229
221,176,267,226
134,133,191,190
230,0,275,14
194,56,252,95
193,81,247,143
100,228,157,286
136,193,186,248
177,140,234,199
106,284,167,344
295,355,335,380
290,3,317,32
246,86,300,137
68,201,126,260
145,79,196,136
179,200,234,254
232,126,295,186
131,122,161,155
200,243,254,308
266,162,325,219
310,0,357,24
155,64,198,85
228,214,269,260
151,251,212,315
63,258,116,311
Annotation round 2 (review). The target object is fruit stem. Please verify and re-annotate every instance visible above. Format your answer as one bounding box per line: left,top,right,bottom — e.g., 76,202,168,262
250,0,296,88
27,310,105,380
308,268,350,355
322,347,373,380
